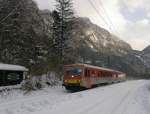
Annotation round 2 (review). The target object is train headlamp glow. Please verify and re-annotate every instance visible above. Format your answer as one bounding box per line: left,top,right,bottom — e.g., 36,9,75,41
71,75,74,78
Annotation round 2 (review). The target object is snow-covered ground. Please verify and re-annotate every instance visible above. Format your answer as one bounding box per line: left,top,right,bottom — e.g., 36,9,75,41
0,80,150,114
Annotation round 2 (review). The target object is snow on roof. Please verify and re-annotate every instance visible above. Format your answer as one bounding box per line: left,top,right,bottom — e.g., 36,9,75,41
65,63,123,74
83,64,122,73
0,63,28,71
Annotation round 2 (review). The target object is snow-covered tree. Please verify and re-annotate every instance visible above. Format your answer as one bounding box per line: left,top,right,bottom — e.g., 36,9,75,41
0,0,49,70
53,0,76,64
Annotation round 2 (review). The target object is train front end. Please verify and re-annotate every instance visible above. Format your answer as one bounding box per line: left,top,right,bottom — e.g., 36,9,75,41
63,65,83,90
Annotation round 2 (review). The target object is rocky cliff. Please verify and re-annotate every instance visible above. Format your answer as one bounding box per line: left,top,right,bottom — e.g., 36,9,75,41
72,17,147,76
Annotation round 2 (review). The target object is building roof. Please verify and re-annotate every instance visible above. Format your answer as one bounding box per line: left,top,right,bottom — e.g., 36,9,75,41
0,63,28,71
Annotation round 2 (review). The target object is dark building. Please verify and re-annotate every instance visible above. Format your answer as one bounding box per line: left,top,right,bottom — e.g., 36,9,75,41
0,63,28,86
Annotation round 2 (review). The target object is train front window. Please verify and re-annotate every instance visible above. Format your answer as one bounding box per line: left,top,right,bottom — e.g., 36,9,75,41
66,68,82,76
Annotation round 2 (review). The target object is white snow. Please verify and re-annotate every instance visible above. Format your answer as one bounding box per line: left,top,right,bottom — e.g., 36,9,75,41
0,84,21,90
0,80,150,114
0,63,28,71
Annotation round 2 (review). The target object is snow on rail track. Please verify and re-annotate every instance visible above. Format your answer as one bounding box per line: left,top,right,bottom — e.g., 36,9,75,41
0,80,150,114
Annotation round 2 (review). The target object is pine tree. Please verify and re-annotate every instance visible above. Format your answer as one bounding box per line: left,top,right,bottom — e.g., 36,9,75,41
52,10,61,56
53,0,75,64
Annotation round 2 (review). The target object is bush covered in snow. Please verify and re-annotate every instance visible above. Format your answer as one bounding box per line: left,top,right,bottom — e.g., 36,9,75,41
22,72,61,91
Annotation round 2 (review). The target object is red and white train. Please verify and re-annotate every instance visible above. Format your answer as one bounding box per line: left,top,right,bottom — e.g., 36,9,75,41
63,63,126,90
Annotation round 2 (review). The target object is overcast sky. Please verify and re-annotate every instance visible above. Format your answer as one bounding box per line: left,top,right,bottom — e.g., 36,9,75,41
34,0,150,51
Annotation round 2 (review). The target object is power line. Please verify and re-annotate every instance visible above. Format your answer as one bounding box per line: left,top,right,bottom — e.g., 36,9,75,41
0,9,16,24
0,2,21,24
87,0,115,33
98,0,118,34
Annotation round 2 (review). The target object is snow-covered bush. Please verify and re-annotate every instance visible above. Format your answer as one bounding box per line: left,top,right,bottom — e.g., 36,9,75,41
21,72,61,91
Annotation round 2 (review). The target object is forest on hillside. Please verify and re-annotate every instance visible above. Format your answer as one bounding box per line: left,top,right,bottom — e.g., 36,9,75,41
0,0,77,75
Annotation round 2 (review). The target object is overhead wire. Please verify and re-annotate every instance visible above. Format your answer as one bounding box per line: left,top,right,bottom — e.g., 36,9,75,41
0,8,16,24
87,0,115,34
98,0,119,34
0,1,22,24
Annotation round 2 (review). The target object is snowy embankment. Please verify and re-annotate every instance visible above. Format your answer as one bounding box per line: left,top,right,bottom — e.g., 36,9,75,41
0,80,150,114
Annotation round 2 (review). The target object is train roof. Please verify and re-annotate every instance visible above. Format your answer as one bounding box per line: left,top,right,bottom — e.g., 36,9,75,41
0,63,28,71
64,63,123,74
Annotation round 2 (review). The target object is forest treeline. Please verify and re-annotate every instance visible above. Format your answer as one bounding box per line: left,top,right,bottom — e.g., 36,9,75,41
0,0,77,77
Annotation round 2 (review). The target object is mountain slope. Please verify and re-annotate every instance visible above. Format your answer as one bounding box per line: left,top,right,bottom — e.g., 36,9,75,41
73,17,146,76
76,18,132,56
141,46,150,68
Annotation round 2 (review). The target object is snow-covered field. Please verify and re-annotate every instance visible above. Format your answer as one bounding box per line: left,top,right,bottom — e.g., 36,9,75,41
0,80,150,114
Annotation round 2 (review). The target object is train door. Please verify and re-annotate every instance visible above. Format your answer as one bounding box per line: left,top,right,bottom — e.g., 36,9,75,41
85,69,90,77
84,68,92,88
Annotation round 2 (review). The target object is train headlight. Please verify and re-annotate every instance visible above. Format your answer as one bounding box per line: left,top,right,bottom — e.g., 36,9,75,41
64,80,67,83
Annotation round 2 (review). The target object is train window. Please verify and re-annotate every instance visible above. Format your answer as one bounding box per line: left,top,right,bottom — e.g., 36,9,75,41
98,71,101,77
103,72,107,77
91,70,97,77
110,73,112,77
113,74,117,78
104,72,106,77
101,72,104,77
92,70,95,74
116,74,118,78
107,73,110,77
87,70,90,76
85,69,90,77
107,72,110,77
66,67,82,76
85,69,87,76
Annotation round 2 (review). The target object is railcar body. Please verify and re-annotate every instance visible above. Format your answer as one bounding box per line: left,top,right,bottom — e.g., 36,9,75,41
63,64,126,90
